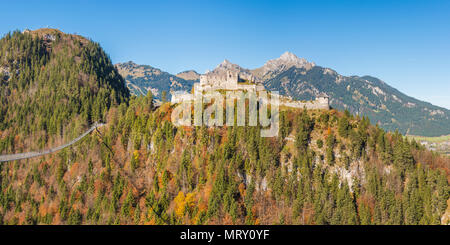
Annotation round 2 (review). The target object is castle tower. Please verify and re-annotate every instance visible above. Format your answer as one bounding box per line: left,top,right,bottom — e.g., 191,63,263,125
200,74,208,85
225,70,238,89
315,94,330,109
317,95,329,105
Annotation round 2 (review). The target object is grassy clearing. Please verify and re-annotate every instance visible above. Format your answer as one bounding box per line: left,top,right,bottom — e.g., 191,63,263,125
406,134,450,143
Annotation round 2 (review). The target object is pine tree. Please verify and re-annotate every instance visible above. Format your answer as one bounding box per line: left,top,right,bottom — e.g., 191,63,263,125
338,114,350,138
326,133,336,165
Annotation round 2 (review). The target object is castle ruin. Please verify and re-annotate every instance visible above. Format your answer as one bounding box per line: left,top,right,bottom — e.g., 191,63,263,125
197,70,265,92
171,70,330,110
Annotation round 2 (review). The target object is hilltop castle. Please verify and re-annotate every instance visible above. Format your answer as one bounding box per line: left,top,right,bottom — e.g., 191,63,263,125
171,67,329,110
196,70,265,92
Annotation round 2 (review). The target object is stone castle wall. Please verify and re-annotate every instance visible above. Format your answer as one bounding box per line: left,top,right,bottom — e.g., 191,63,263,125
278,98,329,110
258,95,329,110
172,89,330,110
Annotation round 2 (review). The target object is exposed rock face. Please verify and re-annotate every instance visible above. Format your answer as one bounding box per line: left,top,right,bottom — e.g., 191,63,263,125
176,70,200,81
252,51,316,80
0,66,9,77
442,199,450,225
0,66,10,86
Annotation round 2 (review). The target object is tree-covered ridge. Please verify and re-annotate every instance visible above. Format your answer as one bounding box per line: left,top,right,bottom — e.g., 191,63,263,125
0,95,448,225
0,29,129,154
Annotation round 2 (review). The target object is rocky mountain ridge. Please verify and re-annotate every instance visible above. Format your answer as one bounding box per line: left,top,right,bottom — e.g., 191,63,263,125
176,70,200,81
115,61,193,98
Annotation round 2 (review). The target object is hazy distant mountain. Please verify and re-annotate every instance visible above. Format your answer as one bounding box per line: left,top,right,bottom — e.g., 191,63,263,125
115,61,194,99
176,70,200,81
116,52,450,136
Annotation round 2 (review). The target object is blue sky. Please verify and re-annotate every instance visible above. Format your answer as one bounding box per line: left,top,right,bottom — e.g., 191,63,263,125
1,0,449,109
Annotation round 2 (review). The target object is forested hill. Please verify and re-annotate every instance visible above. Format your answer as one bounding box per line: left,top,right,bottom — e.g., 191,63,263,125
0,96,448,225
0,29,129,155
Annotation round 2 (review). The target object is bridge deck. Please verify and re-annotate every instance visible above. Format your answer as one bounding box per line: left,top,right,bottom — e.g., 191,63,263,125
0,123,104,163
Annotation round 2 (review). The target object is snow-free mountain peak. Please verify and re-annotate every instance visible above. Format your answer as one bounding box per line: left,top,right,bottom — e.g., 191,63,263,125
251,51,316,80
265,51,315,71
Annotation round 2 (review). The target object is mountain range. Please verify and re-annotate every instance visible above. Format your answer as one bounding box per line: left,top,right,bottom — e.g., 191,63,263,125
116,52,450,137
115,61,192,98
